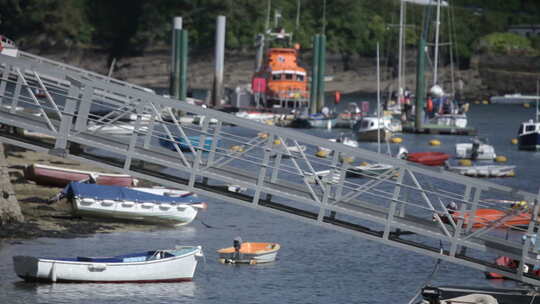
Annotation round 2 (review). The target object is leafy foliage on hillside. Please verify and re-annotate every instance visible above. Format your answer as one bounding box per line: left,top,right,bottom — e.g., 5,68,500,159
1,0,539,63
477,32,535,55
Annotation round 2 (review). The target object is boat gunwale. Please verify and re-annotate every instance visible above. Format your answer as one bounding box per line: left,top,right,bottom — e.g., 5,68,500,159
216,243,280,255
17,247,201,266
31,163,133,178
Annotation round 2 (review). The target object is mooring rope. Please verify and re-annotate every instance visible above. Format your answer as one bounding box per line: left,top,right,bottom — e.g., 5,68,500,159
407,242,444,304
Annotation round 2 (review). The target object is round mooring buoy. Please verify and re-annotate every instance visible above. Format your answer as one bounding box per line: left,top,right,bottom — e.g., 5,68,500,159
340,156,355,164
315,150,329,158
258,132,269,139
391,137,403,144
230,145,245,153
511,138,518,145
273,139,281,145
429,139,441,146
495,155,508,163
523,103,531,108
482,100,489,104
458,159,472,166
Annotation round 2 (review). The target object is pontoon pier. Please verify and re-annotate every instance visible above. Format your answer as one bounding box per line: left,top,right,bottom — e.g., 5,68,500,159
1,51,540,286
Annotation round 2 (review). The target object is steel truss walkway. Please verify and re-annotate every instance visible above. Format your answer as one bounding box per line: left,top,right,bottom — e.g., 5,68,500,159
1,51,540,285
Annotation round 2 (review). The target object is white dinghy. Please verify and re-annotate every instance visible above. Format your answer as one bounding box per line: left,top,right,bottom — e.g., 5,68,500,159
13,245,203,283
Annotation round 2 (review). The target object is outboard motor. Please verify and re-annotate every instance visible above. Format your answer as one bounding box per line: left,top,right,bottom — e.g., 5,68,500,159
233,237,242,251
397,146,408,159
233,236,242,260
471,138,480,161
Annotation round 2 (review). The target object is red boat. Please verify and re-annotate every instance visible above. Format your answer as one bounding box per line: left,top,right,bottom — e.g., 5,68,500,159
485,256,539,280
24,163,138,187
406,152,450,166
447,208,531,229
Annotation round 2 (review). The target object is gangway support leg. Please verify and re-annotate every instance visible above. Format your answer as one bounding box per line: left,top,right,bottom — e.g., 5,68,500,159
252,134,273,206
317,150,339,222
384,167,405,240
124,102,144,171
54,86,78,151
189,118,210,189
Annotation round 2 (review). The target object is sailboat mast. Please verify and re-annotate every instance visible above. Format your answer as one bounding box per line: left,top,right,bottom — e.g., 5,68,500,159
265,0,271,32
377,42,381,154
433,0,441,86
398,0,405,104
536,79,540,122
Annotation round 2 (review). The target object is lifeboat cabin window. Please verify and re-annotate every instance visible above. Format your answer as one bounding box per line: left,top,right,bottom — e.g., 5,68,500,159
297,74,304,81
526,125,536,132
272,74,281,80
285,73,293,80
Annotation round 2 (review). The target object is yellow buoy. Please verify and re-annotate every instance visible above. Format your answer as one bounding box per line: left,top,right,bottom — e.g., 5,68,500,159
523,103,531,108
511,138,518,145
495,155,507,163
258,132,268,139
230,145,244,153
458,159,472,166
315,150,329,158
482,100,489,104
391,137,403,144
264,119,275,126
429,139,441,146
340,156,354,164
512,200,527,209
507,170,515,177
273,139,282,145
474,100,480,104
360,161,369,166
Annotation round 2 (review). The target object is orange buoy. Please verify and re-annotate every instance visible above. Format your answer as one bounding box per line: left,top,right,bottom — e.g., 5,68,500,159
334,91,341,104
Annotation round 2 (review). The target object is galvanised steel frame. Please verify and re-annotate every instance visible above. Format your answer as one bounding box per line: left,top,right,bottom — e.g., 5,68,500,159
1,52,540,285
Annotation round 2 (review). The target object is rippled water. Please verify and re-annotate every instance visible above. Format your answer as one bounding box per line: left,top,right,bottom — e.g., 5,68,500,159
1,98,538,304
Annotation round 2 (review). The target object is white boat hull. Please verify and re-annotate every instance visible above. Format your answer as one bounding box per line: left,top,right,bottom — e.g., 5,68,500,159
353,116,395,142
446,165,515,177
455,143,496,160
73,197,200,226
304,169,343,185
13,246,202,283
356,129,392,142
430,114,467,128
348,163,394,177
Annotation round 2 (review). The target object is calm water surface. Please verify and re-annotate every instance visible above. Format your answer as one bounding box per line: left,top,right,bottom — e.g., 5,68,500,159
0,98,538,304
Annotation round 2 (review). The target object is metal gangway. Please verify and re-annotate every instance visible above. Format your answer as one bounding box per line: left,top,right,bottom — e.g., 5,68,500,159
1,51,540,285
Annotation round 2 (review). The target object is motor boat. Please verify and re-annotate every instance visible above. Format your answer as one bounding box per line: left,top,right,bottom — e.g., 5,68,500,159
217,238,280,264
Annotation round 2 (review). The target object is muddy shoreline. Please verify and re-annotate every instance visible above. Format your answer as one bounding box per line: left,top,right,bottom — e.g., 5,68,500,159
2,146,162,241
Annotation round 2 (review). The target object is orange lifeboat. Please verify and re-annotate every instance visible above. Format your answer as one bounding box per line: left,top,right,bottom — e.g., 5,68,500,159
253,28,309,111
449,208,531,228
